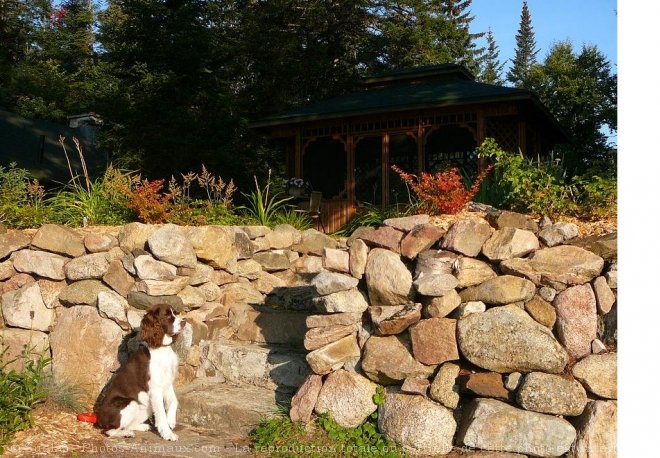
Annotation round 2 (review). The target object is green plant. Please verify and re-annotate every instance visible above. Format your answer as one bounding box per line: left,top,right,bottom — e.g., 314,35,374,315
0,344,49,453
334,203,408,237
572,174,617,218
0,163,53,228
239,170,294,227
476,138,578,216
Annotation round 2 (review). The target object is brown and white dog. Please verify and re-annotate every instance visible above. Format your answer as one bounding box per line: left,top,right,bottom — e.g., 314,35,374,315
95,304,186,441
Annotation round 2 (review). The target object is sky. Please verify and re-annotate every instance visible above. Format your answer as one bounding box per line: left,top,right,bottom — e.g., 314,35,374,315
471,0,618,73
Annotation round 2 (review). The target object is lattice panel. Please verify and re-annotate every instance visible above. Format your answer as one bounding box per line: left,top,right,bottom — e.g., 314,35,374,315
485,116,518,152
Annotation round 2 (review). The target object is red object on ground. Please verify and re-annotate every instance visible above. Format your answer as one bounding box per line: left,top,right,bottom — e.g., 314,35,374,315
77,412,97,424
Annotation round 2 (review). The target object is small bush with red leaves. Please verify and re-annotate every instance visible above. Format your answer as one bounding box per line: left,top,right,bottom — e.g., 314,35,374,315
391,164,491,215
121,178,175,224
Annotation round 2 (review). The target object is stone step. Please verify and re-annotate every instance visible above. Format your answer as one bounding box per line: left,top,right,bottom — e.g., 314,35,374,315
177,378,285,439
199,339,309,393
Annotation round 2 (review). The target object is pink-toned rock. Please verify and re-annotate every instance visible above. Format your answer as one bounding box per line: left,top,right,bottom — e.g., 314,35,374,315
290,374,323,423
0,260,14,281
102,259,135,297
361,335,436,385
305,335,361,375
554,284,598,359
440,219,493,257
401,376,430,396
322,248,350,273
2,273,34,293
460,372,509,400
593,276,615,314
314,370,378,428
410,318,459,365
358,226,404,253
348,238,368,279
84,234,118,253
423,290,461,318
304,324,358,351
400,224,446,259
383,214,429,232
369,303,421,335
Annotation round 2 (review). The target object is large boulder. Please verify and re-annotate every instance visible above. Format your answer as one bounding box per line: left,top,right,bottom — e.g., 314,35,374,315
457,305,569,374
481,227,539,261
524,295,556,328
383,214,429,232
306,312,362,328
358,226,404,252
516,372,587,416
571,353,617,399
487,210,539,232
64,253,109,280
568,232,617,262
458,398,576,457
378,388,456,456
97,290,130,330
569,400,617,458
592,276,615,314
304,324,358,351
117,222,157,252
126,291,184,312
13,249,67,280
1,283,53,331
369,303,421,335
134,277,190,296
58,279,111,306
314,370,378,428
554,284,598,359
265,224,301,250
415,250,457,277
459,275,535,306
423,290,461,318
0,328,49,372
50,306,125,399
440,219,493,257
455,257,497,288
292,229,337,255
134,254,176,281
312,289,369,313
361,335,436,384
500,245,604,288
252,251,291,272
185,226,236,268
310,272,358,296
400,224,445,259
0,231,31,259
83,234,118,253
148,224,197,268
365,248,414,306
413,273,458,296
31,224,85,257
102,260,135,297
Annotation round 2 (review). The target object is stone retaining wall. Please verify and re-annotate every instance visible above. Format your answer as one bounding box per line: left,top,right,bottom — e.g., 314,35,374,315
0,212,617,456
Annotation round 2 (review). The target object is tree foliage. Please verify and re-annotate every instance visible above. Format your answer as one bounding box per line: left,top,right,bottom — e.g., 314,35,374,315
527,41,617,175
507,0,538,88
481,28,504,85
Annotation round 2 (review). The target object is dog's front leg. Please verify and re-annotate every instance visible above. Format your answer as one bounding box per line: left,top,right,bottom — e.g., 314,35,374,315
164,385,178,430
150,389,178,441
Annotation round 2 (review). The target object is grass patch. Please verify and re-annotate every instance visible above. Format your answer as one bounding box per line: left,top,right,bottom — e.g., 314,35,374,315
250,390,404,458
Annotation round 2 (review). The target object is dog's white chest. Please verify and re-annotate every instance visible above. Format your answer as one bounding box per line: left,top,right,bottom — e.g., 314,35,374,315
149,346,178,389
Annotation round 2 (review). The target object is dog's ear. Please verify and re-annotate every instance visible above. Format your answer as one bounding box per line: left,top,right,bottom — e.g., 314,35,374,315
140,309,164,348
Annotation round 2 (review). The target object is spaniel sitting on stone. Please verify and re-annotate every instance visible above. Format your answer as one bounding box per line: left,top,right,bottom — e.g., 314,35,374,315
95,304,185,441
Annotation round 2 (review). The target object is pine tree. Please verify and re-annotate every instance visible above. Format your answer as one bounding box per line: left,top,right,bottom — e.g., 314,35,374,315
440,0,486,76
507,0,538,87
481,28,504,84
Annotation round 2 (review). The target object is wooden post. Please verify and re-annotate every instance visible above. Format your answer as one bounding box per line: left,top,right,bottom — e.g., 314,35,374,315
417,121,424,173
477,111,486,172
347,130,355,207
382,132,389,208
294,129,302,177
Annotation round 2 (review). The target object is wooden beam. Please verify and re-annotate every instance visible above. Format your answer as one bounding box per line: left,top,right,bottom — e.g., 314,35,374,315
417,121,424,173
294,129,302,177
382,132,389,208
518,121,527,155
347,131,355,206
477,111,486,172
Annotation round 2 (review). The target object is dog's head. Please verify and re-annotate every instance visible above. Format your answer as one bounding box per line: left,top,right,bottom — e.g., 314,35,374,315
139,303,186,348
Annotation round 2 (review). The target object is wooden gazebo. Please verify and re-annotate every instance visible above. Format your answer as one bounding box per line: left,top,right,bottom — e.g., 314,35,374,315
250,64,568,233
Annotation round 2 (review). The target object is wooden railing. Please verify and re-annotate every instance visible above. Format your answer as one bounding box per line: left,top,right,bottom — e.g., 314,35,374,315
319,199,356,234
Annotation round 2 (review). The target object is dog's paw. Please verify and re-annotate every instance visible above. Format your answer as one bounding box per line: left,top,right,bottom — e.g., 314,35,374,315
133,423,151,432
161,430,178,441
168,420,176,430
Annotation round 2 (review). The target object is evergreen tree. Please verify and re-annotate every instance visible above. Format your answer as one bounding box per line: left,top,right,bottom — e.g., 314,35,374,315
507,0,538,87
527,41,617,174
480,28,504,84
440,0,485,76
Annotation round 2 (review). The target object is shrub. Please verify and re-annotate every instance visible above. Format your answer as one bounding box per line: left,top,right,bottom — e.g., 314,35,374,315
391,164,491,215
0,346,49,453
334,203,404,237
0,163,53,228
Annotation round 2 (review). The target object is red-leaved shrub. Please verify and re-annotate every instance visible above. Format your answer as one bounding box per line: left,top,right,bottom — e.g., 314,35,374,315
122,178,174,223
392,164,492,215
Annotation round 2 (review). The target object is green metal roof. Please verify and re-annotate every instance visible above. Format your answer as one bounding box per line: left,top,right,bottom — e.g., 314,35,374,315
250,77,566,140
